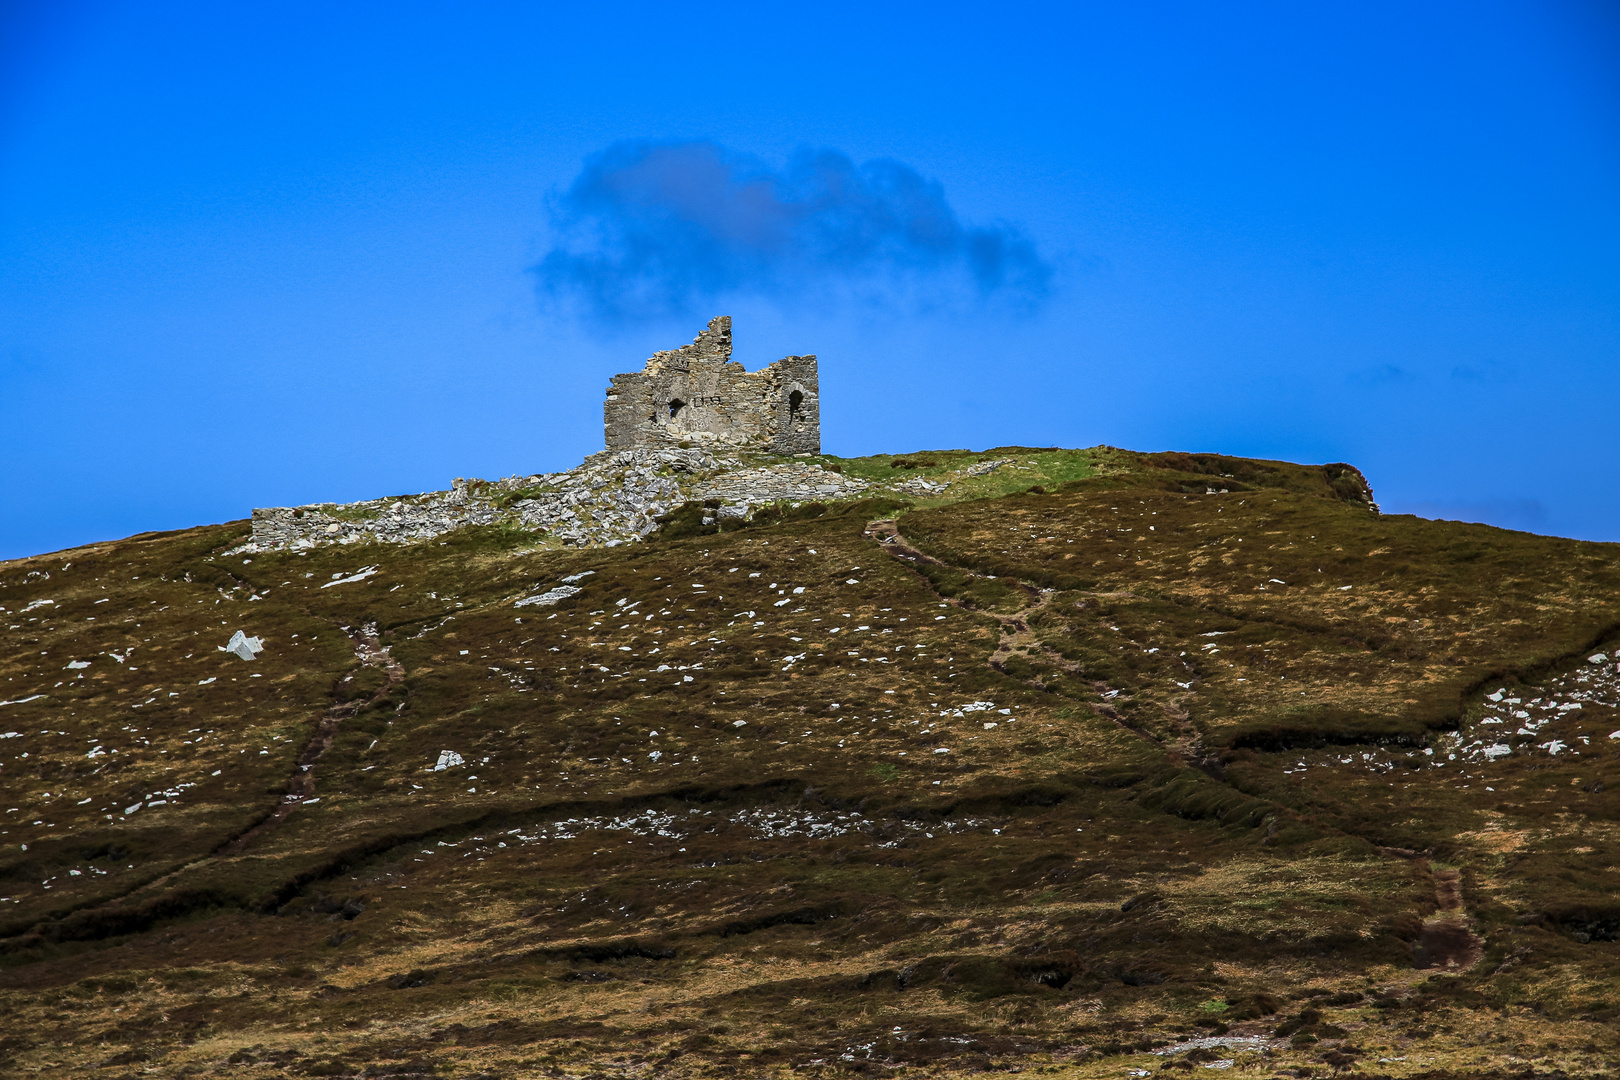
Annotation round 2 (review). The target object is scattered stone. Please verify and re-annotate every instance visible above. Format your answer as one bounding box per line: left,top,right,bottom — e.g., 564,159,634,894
1150,1036,1278,1056
960,457,1014,477
239,446,920,554
515,585,582,608
320,566,379,588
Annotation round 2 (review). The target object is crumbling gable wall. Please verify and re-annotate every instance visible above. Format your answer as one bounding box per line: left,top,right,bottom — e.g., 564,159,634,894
603,316,820,454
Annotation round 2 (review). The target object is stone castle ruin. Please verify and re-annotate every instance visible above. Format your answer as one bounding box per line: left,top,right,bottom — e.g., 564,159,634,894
604,316,819,455
244,316,914,554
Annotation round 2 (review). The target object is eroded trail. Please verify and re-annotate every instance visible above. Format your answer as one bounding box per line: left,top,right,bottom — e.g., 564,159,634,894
868,513,1496,979
217,622,404,856
1412,866,1484,971
865,517,1050,668
866,517,1167,744
12,624,411,936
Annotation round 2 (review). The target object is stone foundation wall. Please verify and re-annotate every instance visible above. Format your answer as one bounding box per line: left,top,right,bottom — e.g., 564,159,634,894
237,451,926,555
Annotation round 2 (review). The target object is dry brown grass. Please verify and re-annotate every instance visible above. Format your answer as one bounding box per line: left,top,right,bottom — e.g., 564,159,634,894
0,447,1616,1077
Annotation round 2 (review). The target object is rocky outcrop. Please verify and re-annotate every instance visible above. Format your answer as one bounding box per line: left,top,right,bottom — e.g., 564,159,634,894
239,449,920,554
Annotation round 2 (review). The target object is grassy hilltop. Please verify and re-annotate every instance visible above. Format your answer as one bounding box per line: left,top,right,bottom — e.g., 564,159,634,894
1,445,1617,1079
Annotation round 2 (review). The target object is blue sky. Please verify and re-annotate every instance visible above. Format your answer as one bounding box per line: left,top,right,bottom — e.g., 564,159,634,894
2,0,1617,559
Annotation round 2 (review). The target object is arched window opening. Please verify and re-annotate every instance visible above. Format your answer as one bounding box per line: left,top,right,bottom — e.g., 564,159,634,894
668,398,686,420
788,389,804,422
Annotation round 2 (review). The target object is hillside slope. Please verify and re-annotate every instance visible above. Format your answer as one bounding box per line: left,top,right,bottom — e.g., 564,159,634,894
1,446,1617,1079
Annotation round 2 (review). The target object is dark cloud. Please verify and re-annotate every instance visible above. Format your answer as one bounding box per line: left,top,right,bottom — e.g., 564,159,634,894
534,140,1051,322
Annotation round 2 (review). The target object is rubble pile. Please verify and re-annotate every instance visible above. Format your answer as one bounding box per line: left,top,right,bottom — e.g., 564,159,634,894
241,449,945,554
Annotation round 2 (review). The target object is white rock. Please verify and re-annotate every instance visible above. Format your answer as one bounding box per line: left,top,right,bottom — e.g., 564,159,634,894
434,750,465,771
516,585,581,608
220,631,264,661
321,566,379,588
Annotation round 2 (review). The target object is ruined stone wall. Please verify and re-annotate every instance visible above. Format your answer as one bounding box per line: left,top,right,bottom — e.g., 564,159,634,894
603,316,820,455
239,449,891,555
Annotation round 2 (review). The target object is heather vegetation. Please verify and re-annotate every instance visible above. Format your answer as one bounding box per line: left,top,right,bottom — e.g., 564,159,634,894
0,446,1616,1078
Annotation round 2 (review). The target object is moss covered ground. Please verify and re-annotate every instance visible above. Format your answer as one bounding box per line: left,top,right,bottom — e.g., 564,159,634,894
0,446,1616,1078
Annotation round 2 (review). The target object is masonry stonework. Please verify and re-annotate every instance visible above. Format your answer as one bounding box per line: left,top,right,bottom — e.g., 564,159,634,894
603,316,820,454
